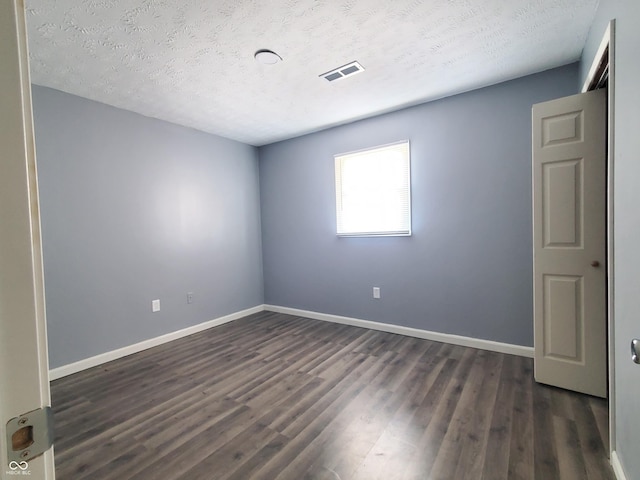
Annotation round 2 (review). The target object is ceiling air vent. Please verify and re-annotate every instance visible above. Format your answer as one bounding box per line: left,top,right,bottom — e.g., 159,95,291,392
320,61,365,82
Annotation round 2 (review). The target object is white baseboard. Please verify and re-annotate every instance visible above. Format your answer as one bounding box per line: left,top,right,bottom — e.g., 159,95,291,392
611,451,628,480
49,305,264,381
264,305,534,358
51,304,534,380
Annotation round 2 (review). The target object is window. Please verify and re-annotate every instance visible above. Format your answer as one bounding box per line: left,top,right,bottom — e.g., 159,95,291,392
334,140,411,236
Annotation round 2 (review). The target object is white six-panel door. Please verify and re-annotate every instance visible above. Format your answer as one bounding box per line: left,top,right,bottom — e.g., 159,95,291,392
532,89,607,398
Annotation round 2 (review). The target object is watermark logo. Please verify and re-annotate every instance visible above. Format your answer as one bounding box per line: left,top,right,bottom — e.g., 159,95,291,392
6,461,31,476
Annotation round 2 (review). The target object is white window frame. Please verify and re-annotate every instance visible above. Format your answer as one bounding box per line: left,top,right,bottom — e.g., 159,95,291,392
334,140,411,237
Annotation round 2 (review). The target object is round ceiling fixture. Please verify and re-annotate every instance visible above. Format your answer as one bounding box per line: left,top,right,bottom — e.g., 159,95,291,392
254,49,282,65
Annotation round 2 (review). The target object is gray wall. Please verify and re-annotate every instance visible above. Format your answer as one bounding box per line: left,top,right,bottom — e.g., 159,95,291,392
581,2,640,478
32,86,264,369
259,64,579,347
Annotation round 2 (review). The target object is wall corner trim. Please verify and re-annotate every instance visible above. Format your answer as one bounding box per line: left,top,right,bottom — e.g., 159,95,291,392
48,305,265,381
264,305,534,358
611,451,628,480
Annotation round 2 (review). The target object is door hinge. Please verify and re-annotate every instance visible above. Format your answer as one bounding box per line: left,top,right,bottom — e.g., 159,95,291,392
5,406,54,464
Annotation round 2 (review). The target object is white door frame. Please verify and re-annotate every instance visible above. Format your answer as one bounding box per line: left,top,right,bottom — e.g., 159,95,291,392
581,20,616,458
0,0,55,478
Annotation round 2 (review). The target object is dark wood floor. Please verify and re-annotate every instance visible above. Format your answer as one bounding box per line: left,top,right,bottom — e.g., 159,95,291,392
51,311,614,480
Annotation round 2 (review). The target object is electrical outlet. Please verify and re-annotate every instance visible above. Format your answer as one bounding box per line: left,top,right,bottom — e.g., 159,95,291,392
373,287,381,299
187,292,194,304
152,299,160,312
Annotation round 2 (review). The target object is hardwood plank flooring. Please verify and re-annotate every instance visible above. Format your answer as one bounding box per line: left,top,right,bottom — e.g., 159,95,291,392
51,312,614,480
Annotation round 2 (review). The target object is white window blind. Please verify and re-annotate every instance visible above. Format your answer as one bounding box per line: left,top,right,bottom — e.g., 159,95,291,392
335,141,411,236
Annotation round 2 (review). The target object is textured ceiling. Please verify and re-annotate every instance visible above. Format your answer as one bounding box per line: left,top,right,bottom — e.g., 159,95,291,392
25,0,599,146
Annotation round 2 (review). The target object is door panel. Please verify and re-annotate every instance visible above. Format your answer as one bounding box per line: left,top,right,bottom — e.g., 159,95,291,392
541,110,583,146
543,159,582,246
544,275,581,360
533,89,607,398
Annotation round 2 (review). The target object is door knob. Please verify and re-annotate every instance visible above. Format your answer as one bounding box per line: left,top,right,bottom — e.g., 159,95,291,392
632,339,640,365
591,260,600,267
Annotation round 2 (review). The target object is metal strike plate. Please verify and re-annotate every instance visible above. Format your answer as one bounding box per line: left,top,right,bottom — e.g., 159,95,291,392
632,339,640,365
5,406,54,463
